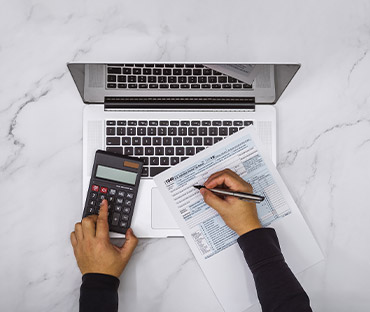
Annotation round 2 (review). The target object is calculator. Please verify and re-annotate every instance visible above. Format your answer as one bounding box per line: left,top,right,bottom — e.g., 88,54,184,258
82,150,143,235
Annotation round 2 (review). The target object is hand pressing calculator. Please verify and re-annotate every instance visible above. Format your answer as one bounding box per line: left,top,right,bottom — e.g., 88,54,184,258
82,150,143,235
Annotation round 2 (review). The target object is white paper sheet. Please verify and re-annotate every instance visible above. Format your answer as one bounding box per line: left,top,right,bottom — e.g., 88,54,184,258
154,127,323,312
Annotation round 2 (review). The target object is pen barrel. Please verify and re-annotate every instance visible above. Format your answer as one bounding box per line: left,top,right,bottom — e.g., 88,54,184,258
209,188,264,202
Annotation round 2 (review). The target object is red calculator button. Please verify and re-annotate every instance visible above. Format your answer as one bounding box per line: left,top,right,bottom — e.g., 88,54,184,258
92,185,99,192
100,187,108,194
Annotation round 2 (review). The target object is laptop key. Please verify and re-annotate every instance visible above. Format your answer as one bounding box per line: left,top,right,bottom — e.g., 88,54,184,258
148,76,157,82
163,137,172,145
125,147,134,155
178,77,187,83
145,147,154,155
201,120,211,126
140,157,149,165
186,147,195,155
148,127,156,135
106,147,123,154
165,147,174,155
132,137,141,145
133,68,141,75
201,84,211,88
244,120,254,126
219,127,228,136
143,137,151,145
233,120,243,126
108,75,116,82
127,127,136,135
122,137,131,145
204,138,213,145
229,127,238,135
214,137,223,144
160,157,169,165
159,84,169,88
170,84,179,88
183,137,192,145
180,84,190,88
128,76,137,82
178,127,187,135
173,137,182,145
163,69,171,75
196,147,205,153
160,120,169,126
188,127,197,135
137,127,146,135
106,127,115,135
191,121,200,126
222,84,231,89
118,84,127,88
203,69,212,75
122,68,131,74
168,127,177,135
134,147,144,155
108,67,121,74
143,68,152,75
168,77,177,83
139,84,148,88
117,120,126,126
142,167,149,177
209,127,218,136
153,137,162,145
155,147,164,155
106,137,120,145
194,137,202,145
128,84,138,88
171,157,180,165
150,167,170,177
223,120,232,126
212,84,221,89
107,83,117,88
149,120,158,126
199,127,207,135
212,120,222,126
176,147,185,155
198,77,207,83
180,121,190,126
181,157,189,161
191,84,200,88
173,69,182,75
158,76,167,83
107,120,116,125
150,157,159,166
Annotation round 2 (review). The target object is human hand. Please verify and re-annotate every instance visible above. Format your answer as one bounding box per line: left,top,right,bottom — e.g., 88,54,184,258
70,200,138,278
199,169,262,236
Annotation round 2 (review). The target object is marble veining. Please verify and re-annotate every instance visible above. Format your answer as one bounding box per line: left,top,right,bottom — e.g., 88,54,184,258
1,0,370,311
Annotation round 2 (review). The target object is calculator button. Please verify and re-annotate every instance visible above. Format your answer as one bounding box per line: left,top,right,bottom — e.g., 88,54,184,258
123,207,131,214
89,200,95,206
99,194,107,201
112,213,120,226
116,198,124,204
119,221,128,228
126,192,134,199
92,185,99,192
122,215,129,221
118,191,125,197
124,199,132,206
114,205,122,212
108,196,115,202
87,207,94,214
109,189,117,195
100,187,108,194
90,192,98,199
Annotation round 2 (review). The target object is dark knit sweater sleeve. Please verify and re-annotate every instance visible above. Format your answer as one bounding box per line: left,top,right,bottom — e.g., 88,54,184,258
237,228,312,312
80,273,120,312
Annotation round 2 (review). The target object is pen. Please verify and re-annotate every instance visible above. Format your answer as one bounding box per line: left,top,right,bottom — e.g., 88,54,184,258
193,185,265,203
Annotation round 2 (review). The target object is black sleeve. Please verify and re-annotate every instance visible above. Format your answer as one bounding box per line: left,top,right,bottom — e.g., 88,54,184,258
237,228,312,312
80,273,120,312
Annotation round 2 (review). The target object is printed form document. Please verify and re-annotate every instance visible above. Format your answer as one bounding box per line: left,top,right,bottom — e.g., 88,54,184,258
154,127,323,312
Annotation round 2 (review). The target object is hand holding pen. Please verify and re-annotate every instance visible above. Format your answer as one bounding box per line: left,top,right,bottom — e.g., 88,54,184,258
196,169,263,236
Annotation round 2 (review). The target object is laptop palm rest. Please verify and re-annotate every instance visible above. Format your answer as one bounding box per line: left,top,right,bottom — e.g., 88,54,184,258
151,188,179,229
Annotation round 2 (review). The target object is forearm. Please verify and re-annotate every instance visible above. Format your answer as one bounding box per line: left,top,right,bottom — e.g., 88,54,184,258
80,273,119,312
238,228,312,312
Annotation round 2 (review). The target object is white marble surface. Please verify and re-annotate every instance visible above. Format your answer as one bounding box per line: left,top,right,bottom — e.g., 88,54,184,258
1,0,370,311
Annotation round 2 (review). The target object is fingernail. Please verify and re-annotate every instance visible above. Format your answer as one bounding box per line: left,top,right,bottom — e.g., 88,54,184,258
200,188,205,195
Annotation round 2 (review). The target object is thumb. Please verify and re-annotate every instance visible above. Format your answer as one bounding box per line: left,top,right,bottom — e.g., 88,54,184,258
120,228,138,258
200,188,227,214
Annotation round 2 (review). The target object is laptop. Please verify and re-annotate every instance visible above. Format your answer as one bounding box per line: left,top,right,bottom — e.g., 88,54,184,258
68,63,300,238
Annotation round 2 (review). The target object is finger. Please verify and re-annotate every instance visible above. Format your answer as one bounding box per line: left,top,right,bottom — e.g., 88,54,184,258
75,222,83,241
205,172,252,193
96,200,109,239
206,169,235,182
200,188,228,213
81,215,98,238
120,228,138,258
70,231,78,247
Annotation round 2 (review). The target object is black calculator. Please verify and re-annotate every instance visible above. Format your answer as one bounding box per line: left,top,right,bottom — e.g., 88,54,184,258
82,150,143,234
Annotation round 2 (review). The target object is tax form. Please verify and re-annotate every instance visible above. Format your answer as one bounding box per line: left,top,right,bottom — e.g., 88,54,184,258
154,127,323,312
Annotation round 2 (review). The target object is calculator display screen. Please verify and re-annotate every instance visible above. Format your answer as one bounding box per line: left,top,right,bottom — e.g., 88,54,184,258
96,165,137,185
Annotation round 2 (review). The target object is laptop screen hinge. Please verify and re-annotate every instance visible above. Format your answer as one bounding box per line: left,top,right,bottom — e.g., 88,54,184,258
104,96,255,110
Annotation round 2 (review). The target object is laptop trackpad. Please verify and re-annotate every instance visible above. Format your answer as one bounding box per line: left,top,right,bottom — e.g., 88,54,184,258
151,187,179,229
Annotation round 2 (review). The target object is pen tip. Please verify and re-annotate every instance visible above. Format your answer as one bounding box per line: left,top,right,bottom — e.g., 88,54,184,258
193,185,204,189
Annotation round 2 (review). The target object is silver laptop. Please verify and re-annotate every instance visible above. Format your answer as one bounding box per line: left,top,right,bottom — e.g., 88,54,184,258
68,63,300,238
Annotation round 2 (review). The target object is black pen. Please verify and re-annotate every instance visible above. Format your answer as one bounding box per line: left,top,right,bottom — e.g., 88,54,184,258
193,185,265,203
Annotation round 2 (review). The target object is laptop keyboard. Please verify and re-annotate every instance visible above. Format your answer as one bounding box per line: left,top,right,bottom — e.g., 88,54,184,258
106,64,252,90
105,119,253,177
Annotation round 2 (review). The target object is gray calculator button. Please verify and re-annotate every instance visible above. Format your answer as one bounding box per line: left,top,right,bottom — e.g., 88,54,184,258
120,221,128,228
124,199,132,206
112,213,120,226
123,207,131,214
118,191,125,197
89,200,95,206
122,215,129,221
109,189,117,195
126,192,134,199
108,196,114,202
90,192,97,199
116,198,124,204
99,194,106,201
87,207,94,214
114,205,122,212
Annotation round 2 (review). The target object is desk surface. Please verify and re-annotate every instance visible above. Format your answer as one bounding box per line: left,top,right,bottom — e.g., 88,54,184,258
1,1,370,311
